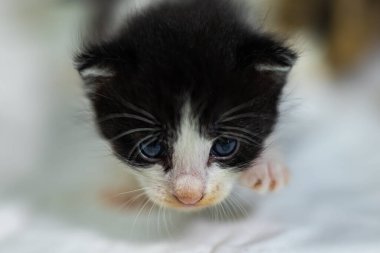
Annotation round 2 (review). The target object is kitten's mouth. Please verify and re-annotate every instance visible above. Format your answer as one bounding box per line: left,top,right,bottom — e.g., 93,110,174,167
149,192,225,211
143,176,233,211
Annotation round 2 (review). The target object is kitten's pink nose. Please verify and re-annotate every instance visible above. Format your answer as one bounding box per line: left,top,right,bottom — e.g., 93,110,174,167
173,176,204,205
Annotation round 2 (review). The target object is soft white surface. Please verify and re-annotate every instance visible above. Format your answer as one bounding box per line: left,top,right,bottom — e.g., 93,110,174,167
1,1,380,252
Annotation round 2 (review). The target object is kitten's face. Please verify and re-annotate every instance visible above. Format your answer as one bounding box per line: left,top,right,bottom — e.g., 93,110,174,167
76,0,295,210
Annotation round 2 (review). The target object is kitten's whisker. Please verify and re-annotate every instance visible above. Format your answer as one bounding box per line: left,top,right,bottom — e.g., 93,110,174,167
225,197,237,219
208,207,215,222
116,97,159,123
157,205,162,235
131,198,152,232
232,192,252,211
218,113,272,124
224,198,236,219
168,210,174,237
216,203,222,221
88,91,114,101
229,194,248,218
126,167,170,184
115,187,151,197
111,128,159,142
118,192,146,211
218,98,258,120
116,166,170,186
131,172,170,184
163,207,172,238
217,126,262,139
220,201,228,219
146,200,157,238
127,133,160,161
98,113,157,125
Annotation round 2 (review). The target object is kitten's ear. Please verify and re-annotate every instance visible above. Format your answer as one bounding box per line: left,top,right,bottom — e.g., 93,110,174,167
74,43,135,95
237,36,297,76
74,47,115,95
75,46,116,77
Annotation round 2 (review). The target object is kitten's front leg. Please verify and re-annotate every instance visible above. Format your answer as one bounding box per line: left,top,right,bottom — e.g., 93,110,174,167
239,148,290,193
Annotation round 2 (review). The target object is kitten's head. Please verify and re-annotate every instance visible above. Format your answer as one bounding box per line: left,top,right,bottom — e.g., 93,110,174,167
76,0,296,210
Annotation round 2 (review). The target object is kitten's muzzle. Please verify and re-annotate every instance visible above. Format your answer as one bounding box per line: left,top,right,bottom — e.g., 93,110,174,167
173,175,205,205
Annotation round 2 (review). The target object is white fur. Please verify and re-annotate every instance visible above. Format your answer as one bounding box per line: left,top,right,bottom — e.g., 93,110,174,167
256,64,292,72
169,103,211,204
172,103,212,177
80,67,113,79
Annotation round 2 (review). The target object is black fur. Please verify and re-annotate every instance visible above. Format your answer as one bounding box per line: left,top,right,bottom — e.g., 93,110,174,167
76,0,296,171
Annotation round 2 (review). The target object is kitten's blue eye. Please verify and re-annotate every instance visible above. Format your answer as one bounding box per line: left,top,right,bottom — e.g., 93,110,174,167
139,141,163,160
211,138,238,158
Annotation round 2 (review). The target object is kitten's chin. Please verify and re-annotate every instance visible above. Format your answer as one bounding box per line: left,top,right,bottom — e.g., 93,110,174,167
150,198,223,212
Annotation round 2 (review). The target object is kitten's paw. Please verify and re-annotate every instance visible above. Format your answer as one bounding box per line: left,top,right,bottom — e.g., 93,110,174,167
239,160,290,194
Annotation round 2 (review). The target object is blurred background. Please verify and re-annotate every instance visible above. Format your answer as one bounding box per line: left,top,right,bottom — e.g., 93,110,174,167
0,0,380,252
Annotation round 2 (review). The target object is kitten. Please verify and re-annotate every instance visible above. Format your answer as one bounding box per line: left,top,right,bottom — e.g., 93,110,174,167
76,0,296,210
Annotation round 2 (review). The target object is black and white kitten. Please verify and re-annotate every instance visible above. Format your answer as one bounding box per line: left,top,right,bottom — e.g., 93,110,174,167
76,0,296,210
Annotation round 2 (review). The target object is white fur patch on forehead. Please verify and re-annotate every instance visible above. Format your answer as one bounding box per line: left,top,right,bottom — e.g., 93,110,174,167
172,102,212,175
